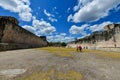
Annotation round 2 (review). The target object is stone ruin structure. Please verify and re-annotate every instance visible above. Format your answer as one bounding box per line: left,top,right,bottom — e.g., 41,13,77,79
0,16,48,51
67,24,120,52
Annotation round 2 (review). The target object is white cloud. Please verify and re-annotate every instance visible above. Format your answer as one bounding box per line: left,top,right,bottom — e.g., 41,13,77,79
48,17,57,22
71,0,120,23
22,25,36,33
60,33,66,36
44,9,54,17
47,34,74,42
44,9,57,22
32,19,56,34
69,24,89,35
0,0,32,21
73,0,92,11
67,14,73,22
21,17,56,36
0,0,19,12
64,36,74,42
69,21,113,38
73,0,81,11
89,21,112,32
19,11,32,21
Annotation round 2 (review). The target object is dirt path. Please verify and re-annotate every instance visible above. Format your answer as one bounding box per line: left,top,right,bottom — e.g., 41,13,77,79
0,49,120,80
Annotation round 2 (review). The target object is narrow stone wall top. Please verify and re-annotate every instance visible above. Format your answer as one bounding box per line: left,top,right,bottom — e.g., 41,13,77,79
0,16,19,24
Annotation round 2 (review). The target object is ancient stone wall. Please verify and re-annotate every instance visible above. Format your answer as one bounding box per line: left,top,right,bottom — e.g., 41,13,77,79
67,24,120,52
0,16,48,50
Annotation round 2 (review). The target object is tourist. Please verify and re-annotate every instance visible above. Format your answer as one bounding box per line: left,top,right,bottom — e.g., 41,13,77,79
78,45,82,52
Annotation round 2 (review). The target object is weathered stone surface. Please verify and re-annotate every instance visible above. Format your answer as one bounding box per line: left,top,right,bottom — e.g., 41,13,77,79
0,16,19,25
67,24,120,52
0,16,48,51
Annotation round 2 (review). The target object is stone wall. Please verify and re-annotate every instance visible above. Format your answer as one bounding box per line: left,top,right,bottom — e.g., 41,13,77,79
0,16,48,51
67,24,120,52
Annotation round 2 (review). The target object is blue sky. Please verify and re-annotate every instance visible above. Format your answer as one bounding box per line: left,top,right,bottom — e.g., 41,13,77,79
0,0,120,42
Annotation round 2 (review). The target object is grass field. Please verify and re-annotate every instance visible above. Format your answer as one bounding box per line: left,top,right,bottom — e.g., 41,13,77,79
38,47,76,57
83,49,120,58
38,47,120,58
21,68,82,80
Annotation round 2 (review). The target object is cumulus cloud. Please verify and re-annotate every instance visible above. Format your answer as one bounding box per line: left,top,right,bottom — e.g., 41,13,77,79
69,24,89,35
64,36,74,42
32,19,56,34
47,33,74,42
70,0,120,23
69,21,112,36
89,21,113,32
22,25,36,33
47,36,54,41
73,0,93,11
21,17,56,36
0,0,32,21
19,11,32,21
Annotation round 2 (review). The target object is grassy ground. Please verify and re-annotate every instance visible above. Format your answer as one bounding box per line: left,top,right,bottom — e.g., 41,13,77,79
21,68,82,80
38,47,76,57
38,47,120,58
83,49,120,58
20,47,120,80
20,47,83,80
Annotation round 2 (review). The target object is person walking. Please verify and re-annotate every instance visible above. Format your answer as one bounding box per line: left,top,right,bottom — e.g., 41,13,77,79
78,45,82,52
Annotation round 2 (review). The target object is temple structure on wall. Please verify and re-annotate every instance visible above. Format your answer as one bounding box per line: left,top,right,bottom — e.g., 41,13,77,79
0,16,48,51
67,24,120,52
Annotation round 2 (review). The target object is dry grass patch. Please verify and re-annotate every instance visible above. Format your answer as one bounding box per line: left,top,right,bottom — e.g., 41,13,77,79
39,47,120,58
21,68,82,80
84,49,120,59
38,47,76,57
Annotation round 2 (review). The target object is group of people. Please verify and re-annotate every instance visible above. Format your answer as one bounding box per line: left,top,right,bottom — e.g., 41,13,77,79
76,45,82,52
